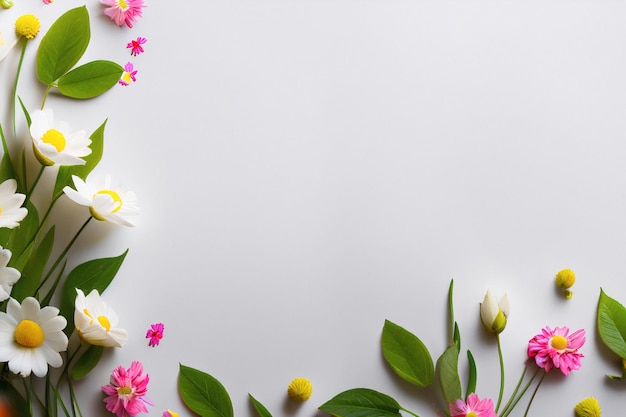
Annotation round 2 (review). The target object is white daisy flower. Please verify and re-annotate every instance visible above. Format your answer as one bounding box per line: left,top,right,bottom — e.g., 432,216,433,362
0,23,19,62
0,179,27,228
0,246,20,301
0,297,68,377
63,175,139,227
74,289,127,348
29,109,91,166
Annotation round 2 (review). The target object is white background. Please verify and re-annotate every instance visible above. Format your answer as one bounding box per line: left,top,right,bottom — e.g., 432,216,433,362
2,0,626,416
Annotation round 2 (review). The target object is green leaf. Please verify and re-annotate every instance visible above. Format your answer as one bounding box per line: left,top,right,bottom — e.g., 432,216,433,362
10,225,55,301
437,340,462,404
71,345,104,379
53,120,106,200
381,319,434,387
60,250,128,336
8,200,40,267
57,60,123,99
178,364,233,417
597,288,626,359
318,388,402,417
465,349,477,399
249,394,272,417
36,6,90,85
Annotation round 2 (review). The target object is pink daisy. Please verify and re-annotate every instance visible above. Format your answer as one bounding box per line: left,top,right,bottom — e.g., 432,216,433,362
449,393,497,417
102,361,153,417
527,325,585,375
100,0,146,28
119,62,137,86
127,37,147,56
145,323,164,347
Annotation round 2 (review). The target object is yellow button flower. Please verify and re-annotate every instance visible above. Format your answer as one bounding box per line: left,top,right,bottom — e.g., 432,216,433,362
556,269,576,299
15,14,40,40
575,397,601,417
287,378,312,402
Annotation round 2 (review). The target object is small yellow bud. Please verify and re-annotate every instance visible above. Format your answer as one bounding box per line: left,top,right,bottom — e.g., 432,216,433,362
15,14,40,40
556,269,576,299
287,378,312,402
574,397,601,417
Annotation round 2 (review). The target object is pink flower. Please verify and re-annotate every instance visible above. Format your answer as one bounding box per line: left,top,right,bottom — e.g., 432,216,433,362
43,0,53,4
100,0,146,28
527,325,585,375
146,323,164,347
127,37,147,56
119,62,137,86
449,393,497,417
102,361,153,417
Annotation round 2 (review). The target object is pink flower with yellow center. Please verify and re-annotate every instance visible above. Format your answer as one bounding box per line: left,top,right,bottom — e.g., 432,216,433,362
100,0,146,28
449,393,497,417
102,361,153,417
119,62,137,86
527,325,585,375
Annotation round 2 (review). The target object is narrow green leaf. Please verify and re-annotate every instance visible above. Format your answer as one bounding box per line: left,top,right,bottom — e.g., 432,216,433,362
57,60,123,99
71,345,104,379
437,341,462,404
465,349,477,399
448,279,455,343
60,250,128,336
10,225,54,302
249,394,272,417
53,119,106,200
381,319,434,387
318,388,402,417
178,364,233,417
8,200,40,265
36,6,90,85
597,288,626,358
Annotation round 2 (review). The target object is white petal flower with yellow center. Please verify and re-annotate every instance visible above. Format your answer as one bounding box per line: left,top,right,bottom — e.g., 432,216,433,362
63,175,139,227
74,289,127,347
0,178,27,228
0,297,68,377
29,109,91,166
0,246,20,301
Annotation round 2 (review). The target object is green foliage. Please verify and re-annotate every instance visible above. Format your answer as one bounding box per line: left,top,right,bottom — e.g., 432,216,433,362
318,388,402,417
466,350,477,398
437,340,462,404
381,319,434,387
60,250,128,336
71,345,104,380
597,288,626,359
178,364,234,417
249,394,273,417
57,61,124,99
10,226,54,301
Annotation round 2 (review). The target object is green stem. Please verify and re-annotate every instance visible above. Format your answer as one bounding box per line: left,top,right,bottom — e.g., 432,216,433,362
41,85,52,110
495,334,505,412
26,165,46,203
500,368,540,417
498,366,526,417
399,406,421,417
12,40,28,138
522,371,546,417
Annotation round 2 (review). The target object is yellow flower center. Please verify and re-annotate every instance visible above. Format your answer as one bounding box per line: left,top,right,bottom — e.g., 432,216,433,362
117,386,132,395
41,129,66,152
84,309,111,331
96,190,123,212
14,319,44,348
467,412,477,417
550,335,568,350
117,0,129,10
15,14,40,40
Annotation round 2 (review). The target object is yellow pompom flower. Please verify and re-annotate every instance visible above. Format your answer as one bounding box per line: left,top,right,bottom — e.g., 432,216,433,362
575,397,601,417
287,378,312,401
555,268,576,299
15,14,40,40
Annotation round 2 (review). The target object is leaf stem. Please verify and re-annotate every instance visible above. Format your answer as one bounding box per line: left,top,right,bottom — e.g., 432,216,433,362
495,334,505,412
399,406,421,417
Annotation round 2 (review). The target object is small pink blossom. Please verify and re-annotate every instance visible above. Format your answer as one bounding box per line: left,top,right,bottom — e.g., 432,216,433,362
119,62,137,86
146,323,164,347
100,0,146,28
127,37,147,56
102,361,153,417
449,393,497,417
527,325,585,375
43,0,53,4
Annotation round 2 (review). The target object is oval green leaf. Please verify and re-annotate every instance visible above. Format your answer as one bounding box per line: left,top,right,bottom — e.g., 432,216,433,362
57,60,123,99
437,341,462,404
37,6,90,85
381,319,434,387
71,345,104,379
249,394,272,417
179,364,233,417
318,388,402,417
597,288,626,358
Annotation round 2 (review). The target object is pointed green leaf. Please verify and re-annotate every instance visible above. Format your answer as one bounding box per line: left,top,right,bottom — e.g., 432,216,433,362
597,288,626,359
381,319,434,387
249,394,272,417
60,250,128,336
318,388,402,417
71,345,104,379
53,120,106,200
178,364,233,417
465,349,477,399
36,6,90,85
57,60,123,99
437,340,462,404
10,225,54,302
8,200,40,265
